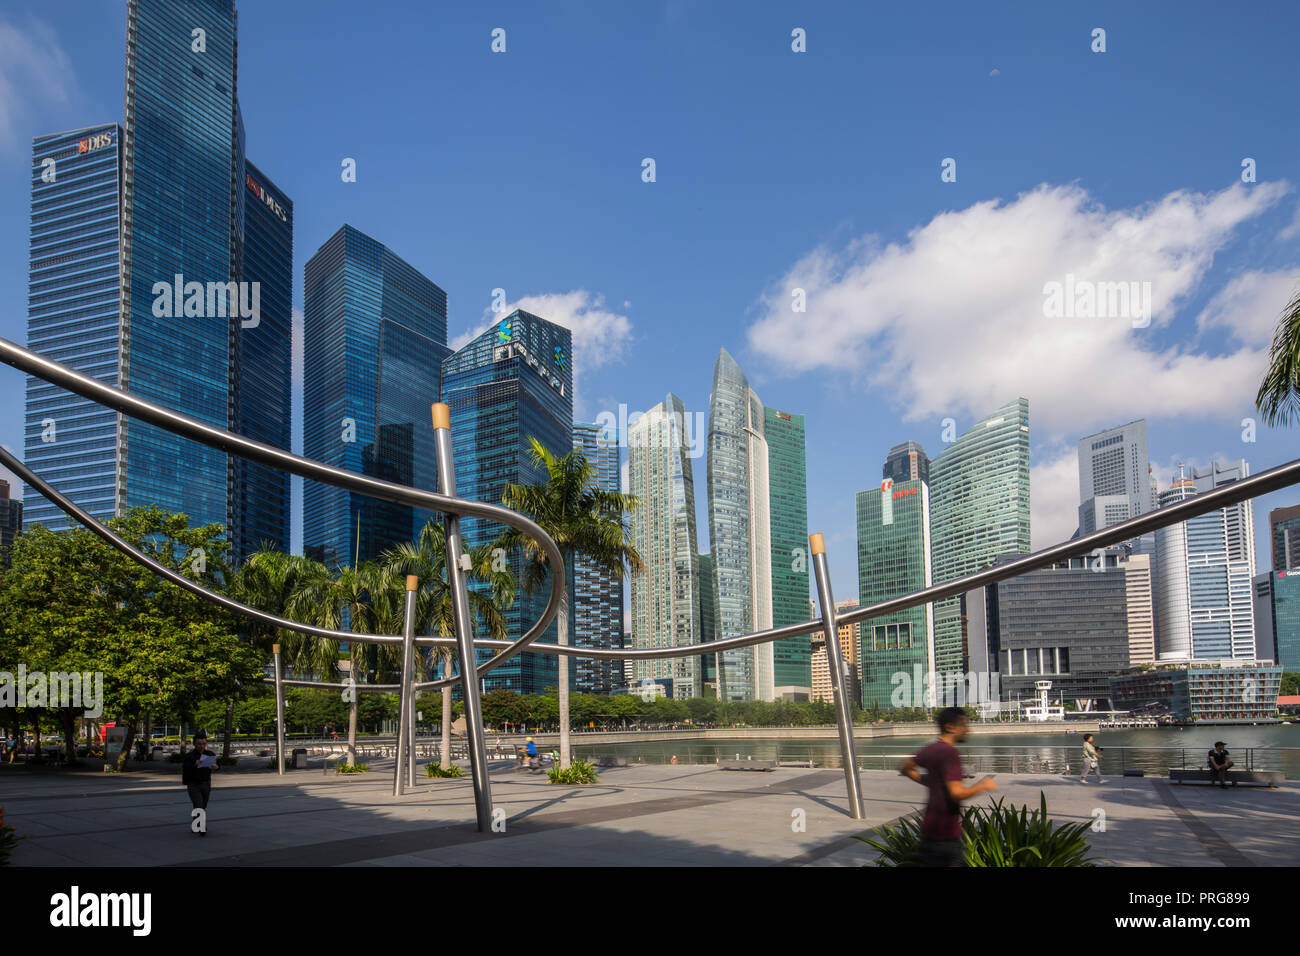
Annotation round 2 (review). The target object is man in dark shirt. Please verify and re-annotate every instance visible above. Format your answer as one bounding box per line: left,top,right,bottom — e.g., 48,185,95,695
897,707,998,866
1207,742,1232,788
181,731,219,835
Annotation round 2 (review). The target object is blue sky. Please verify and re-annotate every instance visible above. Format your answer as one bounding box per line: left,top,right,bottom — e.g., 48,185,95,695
1,0,1298,602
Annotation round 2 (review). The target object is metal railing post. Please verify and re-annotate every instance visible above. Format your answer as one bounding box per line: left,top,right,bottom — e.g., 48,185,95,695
273,643,285,777
433,403,494,832
394,577,418,797
810,533,864,820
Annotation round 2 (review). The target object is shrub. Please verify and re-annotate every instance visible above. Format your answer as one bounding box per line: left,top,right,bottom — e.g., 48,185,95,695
547,758,600,785
166,753,185,763
425,763,463,778
859,792,1098,867
216,755,238,767
337,763,369,774
0,808,17,866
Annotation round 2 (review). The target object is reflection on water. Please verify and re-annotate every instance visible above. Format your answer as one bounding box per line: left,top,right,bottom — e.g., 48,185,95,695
573,725,1300,779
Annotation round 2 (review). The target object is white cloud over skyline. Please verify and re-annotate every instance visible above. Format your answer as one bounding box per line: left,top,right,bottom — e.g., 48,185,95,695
0,17,78,152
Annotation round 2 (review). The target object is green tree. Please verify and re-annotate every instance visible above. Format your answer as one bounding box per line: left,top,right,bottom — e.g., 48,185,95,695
1256,286,1300,426
499,437,643,768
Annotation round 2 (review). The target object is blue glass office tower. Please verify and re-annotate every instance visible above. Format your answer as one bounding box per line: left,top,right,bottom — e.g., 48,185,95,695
572,422,624,695
25,125,124,531
24,1,294,562
442,310,573,694
302,225,450,569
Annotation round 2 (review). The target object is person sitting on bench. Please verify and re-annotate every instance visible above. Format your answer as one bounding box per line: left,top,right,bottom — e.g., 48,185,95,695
1207,742,1233,788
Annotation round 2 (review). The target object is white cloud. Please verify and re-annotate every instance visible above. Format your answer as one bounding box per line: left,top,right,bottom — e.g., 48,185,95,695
451,289,634,417
1196,269,1300,349
1030,447,1079,550
1279,201,1300,241
747,181,1291,442
0,17,77,150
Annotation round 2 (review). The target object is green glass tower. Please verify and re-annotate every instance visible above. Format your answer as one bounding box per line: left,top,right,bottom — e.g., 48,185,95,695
857,475,933,709
765,407,811,697
929,399,1031,676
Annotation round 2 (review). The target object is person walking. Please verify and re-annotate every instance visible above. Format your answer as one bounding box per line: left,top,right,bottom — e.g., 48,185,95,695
1207,741,1233,788
1079,733,1104,784
898,707,999,867
181,731,220,835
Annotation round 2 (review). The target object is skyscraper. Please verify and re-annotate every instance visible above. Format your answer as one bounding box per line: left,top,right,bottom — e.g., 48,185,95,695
696,552,717,695
1155,461,1258,660
302,225,449,569
627,396,703,699
0,481,21,566
811,599,861,705
857,472,933,708
928,399,1031,676
441,309,572,694
1271,504,1300,571
883,441,930,485
1077,420,1151,534
765,407,811,699
706,349,772,701
572,422,624,695
23,1,293,562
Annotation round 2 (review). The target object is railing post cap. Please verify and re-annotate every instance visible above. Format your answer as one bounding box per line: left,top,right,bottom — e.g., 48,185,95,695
272,643,281,654
431,403,451,430
406,574,419,591
809,532,825,555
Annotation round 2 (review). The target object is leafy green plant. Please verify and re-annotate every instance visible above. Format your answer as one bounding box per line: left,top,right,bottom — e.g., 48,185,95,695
547,758,599,785
859,792,1098,867
337,762,369,774
216,755,238,766
425,763,463,778
0,808,17,866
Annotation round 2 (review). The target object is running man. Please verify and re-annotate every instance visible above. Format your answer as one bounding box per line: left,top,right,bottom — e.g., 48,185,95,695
897,707,998,867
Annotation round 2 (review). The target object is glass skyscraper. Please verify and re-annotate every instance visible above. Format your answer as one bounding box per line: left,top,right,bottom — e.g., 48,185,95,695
572,422,624,695
1077,419,1153,536
1271,504,1300,572
628,395,703,699
928,399,1031,676
857,473,934,709
302,225,450,569
765,407,811,698
23,1,293,563
706,348,772,701
441,309,572,694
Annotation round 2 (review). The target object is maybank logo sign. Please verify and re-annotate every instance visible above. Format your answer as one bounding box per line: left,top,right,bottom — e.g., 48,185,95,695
246,172,288,222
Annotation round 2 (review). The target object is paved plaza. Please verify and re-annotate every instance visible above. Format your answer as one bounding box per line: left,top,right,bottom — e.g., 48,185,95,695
3,760,1296,866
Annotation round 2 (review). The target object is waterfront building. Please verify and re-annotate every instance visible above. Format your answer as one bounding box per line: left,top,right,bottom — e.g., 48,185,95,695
1272,504,1300,571
302,225,449,569
883,441,930,486
627,396,704,699
857,473,934,709
0,481,21,566
441,309,572,694
765,407,812,700
1253,569,1300,672
811,599,860,705
1154,462,1257,661
928,399,1031,675
1077,420,1152,534
697,552,718,696
1109,660,1282,721
705,349,772,701
572,422,625,695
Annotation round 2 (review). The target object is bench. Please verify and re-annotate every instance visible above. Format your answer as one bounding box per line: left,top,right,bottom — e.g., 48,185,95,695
1168,768,1283,788
718,760,776,772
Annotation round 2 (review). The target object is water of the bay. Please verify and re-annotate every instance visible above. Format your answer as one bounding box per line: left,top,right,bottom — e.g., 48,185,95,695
573,724,1300,778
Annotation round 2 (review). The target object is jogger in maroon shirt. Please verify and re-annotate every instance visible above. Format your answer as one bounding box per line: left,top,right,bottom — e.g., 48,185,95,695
897,707,998,866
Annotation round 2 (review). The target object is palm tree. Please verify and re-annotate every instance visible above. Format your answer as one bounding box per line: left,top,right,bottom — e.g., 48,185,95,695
1256,285,1300,427
499,437,643,769
287,561,395,766
380,520,516,771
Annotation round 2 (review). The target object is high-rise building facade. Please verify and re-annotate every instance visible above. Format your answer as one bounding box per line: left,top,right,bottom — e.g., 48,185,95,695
706,349,772,701
1271,504,1300,571
1253,569,1300,672
1077,420,1151,534
928,399,1031,676
1154,462,1257,661
302,225,449,569
23,1,293,563
572,422,624,695
627,396,703,699
883,441,930,486
0,481,21,566
857,474,933,709
811,599,861,705
441,309,572,694
696,552,717,694
765,406,811,699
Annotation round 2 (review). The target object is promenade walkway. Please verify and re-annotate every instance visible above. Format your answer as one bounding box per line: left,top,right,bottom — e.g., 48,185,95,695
2,761,1295,866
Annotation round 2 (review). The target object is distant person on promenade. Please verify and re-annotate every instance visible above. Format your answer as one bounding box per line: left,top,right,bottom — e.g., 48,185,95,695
181,731,220,835
1208,742,1233,788
897,707,998,867
1079,733,1103,784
